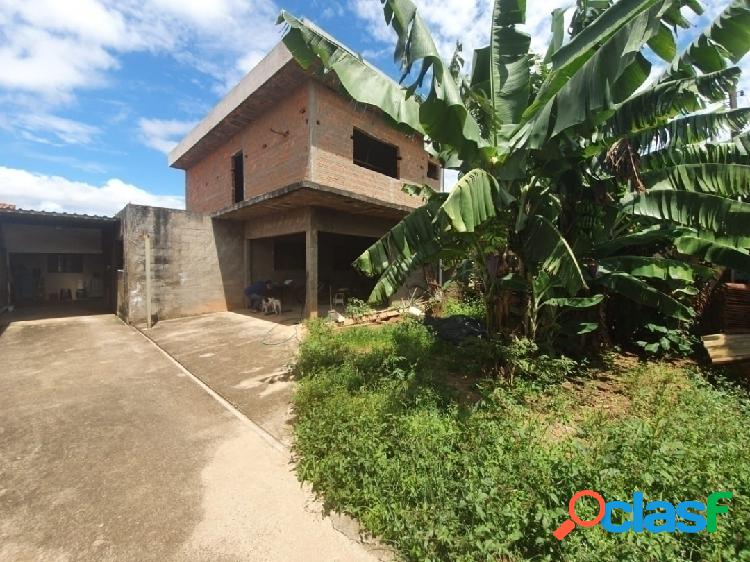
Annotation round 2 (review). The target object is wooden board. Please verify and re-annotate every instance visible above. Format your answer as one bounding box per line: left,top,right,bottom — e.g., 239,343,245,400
702,333,750,364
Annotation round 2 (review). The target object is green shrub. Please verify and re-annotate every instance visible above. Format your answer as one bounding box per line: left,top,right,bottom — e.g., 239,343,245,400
293,321,750,562
442,294,487,320
345,298,374,319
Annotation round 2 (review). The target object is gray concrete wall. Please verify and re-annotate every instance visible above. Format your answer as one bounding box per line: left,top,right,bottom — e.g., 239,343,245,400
119,205,244,326
0,226,7,310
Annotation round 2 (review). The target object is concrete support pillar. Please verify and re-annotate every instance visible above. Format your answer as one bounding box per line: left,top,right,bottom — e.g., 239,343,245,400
244,238,251,307
305,227,318,319
144,234,153,329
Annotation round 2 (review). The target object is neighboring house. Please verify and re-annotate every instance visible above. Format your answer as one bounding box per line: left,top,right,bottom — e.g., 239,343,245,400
0,208,119,315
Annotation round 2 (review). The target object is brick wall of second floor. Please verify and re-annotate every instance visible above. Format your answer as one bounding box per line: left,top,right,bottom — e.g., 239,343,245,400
185,84,311,214
184,78,441,215
309,81,440,208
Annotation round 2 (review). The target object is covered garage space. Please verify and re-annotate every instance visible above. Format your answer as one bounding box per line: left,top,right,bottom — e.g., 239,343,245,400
0,208,120,318
216,181,410,317
247,231,378,314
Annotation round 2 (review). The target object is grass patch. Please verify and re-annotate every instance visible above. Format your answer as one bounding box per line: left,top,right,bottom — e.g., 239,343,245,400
441,294,487,320
292,320,750,562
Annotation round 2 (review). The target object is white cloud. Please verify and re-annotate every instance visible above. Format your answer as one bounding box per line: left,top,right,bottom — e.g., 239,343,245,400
0,0,281,100
0,24,117,98
3,113,101,145
138,118,198,154
348,0,738,73
0,166,184,216
348,0,569,65
322,2,345,19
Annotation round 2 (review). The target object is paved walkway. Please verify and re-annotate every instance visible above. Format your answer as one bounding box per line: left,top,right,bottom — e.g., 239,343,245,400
146,311,300,445
0,313,378,562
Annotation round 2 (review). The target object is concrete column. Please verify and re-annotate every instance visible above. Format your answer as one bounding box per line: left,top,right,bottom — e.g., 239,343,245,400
243,238,251,309
305,227,318,318
144,234,152,329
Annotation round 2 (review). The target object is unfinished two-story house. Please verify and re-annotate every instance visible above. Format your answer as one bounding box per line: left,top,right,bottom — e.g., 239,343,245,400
115,40,440,325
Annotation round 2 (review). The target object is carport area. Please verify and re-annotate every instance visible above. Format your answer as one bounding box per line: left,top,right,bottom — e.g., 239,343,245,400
0,208,119,318
0,312,378,562
214,181,410,318
248,231,378,315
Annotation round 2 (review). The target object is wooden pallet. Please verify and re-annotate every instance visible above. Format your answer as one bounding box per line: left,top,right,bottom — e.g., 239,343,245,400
702,333,750,364
716,284,750,333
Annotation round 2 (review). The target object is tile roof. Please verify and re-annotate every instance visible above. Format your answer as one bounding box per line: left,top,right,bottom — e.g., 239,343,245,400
0,207,116,222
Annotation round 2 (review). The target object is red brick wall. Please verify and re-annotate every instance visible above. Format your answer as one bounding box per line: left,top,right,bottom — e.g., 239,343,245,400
185,78,441,214
310,82,440,208
186,84,311,213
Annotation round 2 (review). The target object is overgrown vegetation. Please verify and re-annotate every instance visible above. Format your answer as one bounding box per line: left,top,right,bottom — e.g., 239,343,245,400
345,297,375,319
293,321,750,562
441,292,487,320
281,1,750,560
280,0,750,354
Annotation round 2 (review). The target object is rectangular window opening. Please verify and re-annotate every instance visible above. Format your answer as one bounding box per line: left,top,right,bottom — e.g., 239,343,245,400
353,128,399,178
427,161,440,181
232,151,244,204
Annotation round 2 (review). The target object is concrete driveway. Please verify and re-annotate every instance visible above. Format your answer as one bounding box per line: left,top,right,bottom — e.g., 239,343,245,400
0,313,378,562
146,311,300,445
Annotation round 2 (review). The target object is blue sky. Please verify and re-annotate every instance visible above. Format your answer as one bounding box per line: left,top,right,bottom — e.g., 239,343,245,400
0,0,746,215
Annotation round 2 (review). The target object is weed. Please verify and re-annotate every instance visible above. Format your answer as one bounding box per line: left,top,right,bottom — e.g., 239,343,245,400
293,321,750,562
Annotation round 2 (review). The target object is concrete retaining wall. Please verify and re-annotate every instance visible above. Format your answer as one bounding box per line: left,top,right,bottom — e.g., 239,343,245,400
0,226,7,310
119,205,244,326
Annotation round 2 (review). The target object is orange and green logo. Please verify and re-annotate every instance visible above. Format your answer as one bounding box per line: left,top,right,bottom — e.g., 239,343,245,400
553,490,732,540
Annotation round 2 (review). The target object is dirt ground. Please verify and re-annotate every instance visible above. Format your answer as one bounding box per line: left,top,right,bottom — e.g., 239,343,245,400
0,312,379,562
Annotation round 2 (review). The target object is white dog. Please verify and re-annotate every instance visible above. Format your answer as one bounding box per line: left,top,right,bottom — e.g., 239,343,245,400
262,297,282,315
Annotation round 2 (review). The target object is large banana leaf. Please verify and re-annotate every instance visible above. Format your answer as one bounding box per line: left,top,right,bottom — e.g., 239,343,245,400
355,189,449,303
595,224,688,257
441,169,515,232
543,295,604,308
518,0,665,148
356,170,512,302
687,229,750,249
628,108,750,151
596,272,694,321
675,235,750,274
641,141,750,170
601,67,741,138
523,215,587,295
668,0,750,77
621,189,750,235
639,164,750,197
279,12,423,134
544,8,566,63
599,256,713,282
379,0,486,155
485,0,531,134
356,190,446,278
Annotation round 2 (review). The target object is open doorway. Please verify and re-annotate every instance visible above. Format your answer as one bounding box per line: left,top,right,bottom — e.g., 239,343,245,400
0,210,118,320
318,232,378,308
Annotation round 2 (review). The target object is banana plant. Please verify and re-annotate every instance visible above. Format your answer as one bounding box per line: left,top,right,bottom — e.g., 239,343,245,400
279,0,750,345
